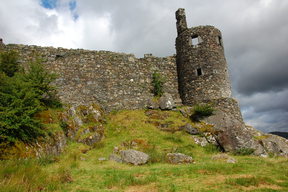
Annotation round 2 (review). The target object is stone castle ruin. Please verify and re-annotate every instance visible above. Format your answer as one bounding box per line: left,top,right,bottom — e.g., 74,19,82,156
1,9,288,156
176,8,231,104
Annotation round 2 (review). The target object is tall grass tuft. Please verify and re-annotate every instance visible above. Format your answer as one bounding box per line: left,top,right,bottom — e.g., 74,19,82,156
0,159,60,191
102,169,157,189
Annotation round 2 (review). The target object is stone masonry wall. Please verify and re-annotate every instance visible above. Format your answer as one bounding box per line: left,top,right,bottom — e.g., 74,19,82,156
176,24,232,105
3,44,180,111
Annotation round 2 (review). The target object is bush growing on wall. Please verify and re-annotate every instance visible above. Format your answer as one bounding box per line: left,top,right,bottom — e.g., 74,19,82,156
152,72,164,97
191,104,215,121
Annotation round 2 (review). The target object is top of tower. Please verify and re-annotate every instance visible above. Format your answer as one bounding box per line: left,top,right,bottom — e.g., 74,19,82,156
175,8,188,35
0,38,4,48
175,8,186,19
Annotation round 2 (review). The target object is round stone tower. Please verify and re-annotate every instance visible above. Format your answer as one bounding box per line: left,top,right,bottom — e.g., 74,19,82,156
175,8,232,105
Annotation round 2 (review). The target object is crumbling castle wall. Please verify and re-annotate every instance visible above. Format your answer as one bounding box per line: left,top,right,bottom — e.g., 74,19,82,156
3,44,180,111
175,9,232,105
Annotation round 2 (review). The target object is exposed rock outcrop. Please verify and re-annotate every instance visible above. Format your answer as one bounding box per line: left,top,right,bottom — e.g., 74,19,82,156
63,104,105,146
0,132,67,160
259,134,288,157
203,99,266,155
202,98,288,157
166,153,194,164
0,104,105,159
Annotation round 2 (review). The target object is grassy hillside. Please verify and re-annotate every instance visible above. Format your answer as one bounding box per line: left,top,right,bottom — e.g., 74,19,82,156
1,110,288,192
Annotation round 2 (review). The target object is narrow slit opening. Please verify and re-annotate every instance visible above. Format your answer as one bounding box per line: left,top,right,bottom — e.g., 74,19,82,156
197,68,203,76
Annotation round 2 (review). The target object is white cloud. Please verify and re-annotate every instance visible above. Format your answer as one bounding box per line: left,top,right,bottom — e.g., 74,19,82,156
0,0,115,50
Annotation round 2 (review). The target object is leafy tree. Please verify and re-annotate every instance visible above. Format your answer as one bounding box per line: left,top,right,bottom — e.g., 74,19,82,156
0,51,19,77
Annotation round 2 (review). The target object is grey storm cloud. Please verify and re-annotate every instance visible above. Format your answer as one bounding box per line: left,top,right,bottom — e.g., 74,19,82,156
0,0,287,132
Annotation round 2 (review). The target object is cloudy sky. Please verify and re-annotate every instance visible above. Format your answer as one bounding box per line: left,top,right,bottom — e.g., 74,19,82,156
1,0,287,133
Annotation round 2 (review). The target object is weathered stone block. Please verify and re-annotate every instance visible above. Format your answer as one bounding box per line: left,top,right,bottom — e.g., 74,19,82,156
159,93,175,110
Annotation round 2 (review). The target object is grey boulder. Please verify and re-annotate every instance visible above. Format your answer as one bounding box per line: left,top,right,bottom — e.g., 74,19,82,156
120,149,149,165
159,93,175,110
166,153,194,164
147,98,159,109
182,123,199,135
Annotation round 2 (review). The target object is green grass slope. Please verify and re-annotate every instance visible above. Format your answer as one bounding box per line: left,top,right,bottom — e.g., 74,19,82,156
1,110,288,192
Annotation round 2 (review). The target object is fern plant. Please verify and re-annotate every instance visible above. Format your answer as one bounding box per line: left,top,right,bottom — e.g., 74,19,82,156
152,72,164,97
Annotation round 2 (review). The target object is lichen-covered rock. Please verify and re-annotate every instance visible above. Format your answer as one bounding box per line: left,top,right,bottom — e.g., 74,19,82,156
43,133,67,156
109,154,123,163
62,104,105,145
202,99,288,157
191,135,209,147
261,134,288,157
211,153,237,163
68,106,83,127
179,106,193,118
147,98,159,109
120,149,149,165
203,132,218,146
181,123,199,135
159,93,175,110
88,105,103,122
0,132,67,159
166,153,194,164
203,98,266,155
79,133,102,146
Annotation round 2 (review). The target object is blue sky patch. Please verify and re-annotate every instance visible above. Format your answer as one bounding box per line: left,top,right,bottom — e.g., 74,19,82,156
69,0,77,11
40,0,58,9
72,13,79,21
69,0,79,21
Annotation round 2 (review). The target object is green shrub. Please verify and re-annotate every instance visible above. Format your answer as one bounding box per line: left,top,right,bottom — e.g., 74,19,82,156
21,58,61,108
203,144,221,153
0,56,61,143
164,135,183,143
152,72,164,97
0,74,44,143
191,104,215,121
233,148,255,156
60,120,69,135
0,51,19,77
